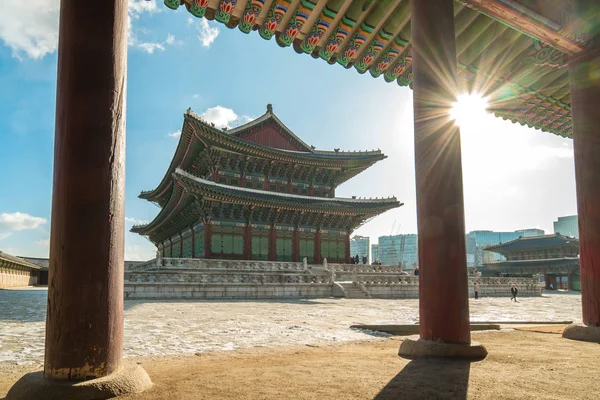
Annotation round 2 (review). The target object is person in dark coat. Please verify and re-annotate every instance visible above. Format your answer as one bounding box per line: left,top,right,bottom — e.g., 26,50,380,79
510,283,518,302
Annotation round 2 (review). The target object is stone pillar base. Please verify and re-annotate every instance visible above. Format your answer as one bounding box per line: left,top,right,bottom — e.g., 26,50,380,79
6,362,152,400
562,323,600,343
399,335,487,360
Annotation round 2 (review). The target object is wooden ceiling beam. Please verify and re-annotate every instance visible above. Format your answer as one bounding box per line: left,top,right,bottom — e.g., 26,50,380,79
455,0,585,55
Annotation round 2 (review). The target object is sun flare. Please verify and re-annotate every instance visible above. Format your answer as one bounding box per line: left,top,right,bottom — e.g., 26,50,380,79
450,93,490,128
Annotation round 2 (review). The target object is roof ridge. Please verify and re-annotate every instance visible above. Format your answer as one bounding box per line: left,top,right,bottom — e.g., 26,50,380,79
174,168,400,204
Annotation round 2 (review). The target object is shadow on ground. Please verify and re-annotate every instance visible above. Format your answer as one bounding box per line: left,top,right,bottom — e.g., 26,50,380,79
374,358,471,400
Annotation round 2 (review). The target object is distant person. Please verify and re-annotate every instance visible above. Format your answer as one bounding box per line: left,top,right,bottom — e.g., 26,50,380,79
510,283,518,302
354,254,359,264
474,282,480,299
549,283,554,290
414,266,419,276
362,256,367,264
473,268,478,276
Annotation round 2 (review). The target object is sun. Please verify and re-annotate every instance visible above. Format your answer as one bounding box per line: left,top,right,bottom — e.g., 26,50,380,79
450,93,490,128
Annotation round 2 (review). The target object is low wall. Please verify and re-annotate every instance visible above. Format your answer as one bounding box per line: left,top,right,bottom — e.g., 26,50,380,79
0,266,38,288
125,283,332,300
360,276,542,299
329,263,407,281
124,268,332,300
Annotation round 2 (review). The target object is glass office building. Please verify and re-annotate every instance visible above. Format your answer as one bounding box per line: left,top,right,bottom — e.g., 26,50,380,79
349,235,370,263
553,215,579,239
378,234,418,269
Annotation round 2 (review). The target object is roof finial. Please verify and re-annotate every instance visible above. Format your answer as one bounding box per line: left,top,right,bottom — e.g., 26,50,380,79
267,103,273,114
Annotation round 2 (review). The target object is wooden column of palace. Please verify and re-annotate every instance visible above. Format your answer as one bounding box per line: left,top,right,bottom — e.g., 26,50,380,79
204,223,212,259
244,224,252,260
44,0,128,380
569,42,600,326
315,229,322,265
269,224,277,261
191,226,196,258
345,232,351,264
292,227,300,262
411,0,471,344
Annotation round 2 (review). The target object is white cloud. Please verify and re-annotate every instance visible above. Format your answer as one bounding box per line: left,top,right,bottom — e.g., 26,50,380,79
0,232,12,241
168,130,182,138
201,106,240,129
130,32,178,54
129,0,160,17
35,238,50,247
198,106,256,129
0,0,167,60
0,0,60,60
136,41,165,54
0,212,47,231
125,244,155,261
165,33,175,45
196,19,220,47
125,217,148,225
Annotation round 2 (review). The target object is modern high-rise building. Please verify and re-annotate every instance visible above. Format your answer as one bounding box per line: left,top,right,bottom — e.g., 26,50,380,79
378,234,418,269
371,244,379,263
466,229,546,266
350,235,370,263
553,215,579,238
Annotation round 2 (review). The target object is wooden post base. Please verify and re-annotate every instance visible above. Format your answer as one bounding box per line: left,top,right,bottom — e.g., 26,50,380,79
562,324,600,343
399,335,487,360
6,362,152,400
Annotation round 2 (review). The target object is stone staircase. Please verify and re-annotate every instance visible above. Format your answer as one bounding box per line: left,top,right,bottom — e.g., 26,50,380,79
339,282,371,299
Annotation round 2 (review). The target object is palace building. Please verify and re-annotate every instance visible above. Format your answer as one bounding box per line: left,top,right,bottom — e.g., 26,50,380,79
132,105,401,264
484,234,580,290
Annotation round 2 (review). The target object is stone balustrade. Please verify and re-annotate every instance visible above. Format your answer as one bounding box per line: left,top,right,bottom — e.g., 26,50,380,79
124,258,159,272
354,275,542,299
125,271,331,285
329,264,406,274
159,258,309,272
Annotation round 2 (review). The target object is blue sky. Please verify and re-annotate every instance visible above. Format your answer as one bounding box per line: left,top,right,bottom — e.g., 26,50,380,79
0,1,577,260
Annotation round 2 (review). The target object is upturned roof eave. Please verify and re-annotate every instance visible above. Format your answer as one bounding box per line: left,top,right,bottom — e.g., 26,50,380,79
175,168,401,207
138,108,388,206
0,252,42,270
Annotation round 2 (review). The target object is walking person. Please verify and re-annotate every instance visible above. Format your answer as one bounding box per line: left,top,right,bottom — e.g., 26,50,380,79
510,283,518,302
474,282,480,300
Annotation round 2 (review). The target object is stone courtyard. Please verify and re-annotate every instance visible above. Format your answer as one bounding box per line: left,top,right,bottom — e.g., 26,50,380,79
0,288,581,368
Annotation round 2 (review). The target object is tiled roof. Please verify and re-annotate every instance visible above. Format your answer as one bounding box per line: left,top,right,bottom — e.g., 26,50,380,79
0,251,41,270
160,0,599,139
485,234,579,253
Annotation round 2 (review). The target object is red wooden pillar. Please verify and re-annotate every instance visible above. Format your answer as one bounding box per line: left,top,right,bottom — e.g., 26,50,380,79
345,232,351,264
204,224,212,259
315,229,322,265
169,238,173,258
269,225,277,261
179,233,183,258
191,227,196,259
42,0,129,381
244,224,252,260
411,0,470,345
292,227,300,262
570,43,600,326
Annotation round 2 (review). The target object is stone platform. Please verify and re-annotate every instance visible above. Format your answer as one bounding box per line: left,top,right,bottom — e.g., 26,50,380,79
123,258,543,300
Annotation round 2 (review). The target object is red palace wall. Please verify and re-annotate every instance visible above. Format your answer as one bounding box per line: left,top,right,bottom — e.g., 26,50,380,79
236,120,306,152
